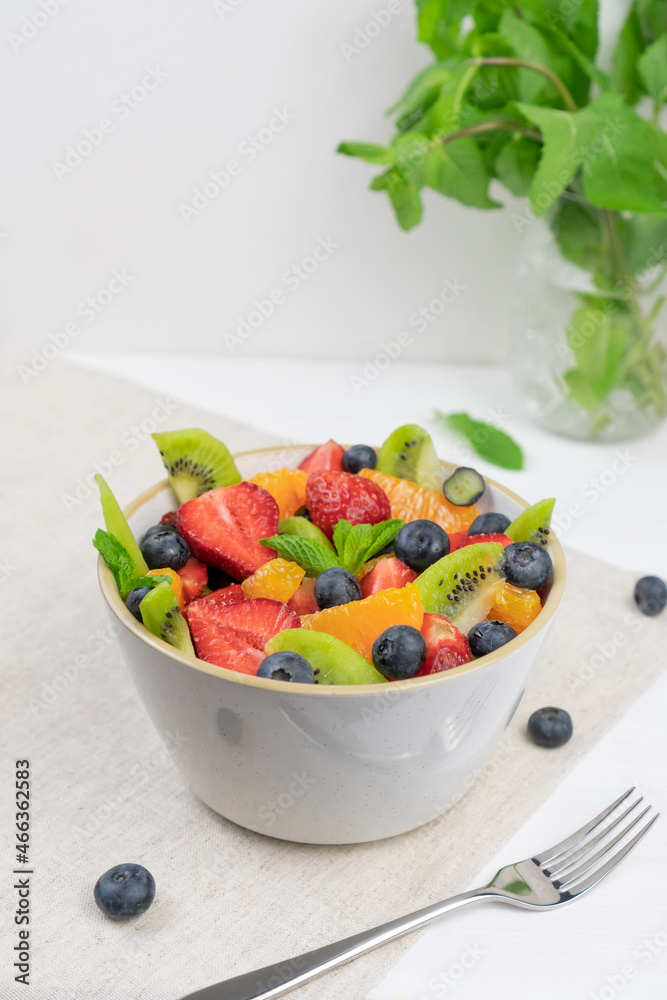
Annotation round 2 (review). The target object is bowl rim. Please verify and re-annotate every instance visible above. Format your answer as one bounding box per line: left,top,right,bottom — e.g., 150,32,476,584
98,444,567,697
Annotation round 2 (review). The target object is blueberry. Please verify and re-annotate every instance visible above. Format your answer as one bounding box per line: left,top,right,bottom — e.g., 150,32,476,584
314,567,362,609
293,506,312,522
527,707,573,749
125,586,152,623
342,445,377,474
141,523,179,545
93,863,156,920
468,511,511,536
140,531,190,571
468,620,517,657
634,576,667,617
394,519,449,573
257,651,314,683
503,541,552,590
372,624,426,680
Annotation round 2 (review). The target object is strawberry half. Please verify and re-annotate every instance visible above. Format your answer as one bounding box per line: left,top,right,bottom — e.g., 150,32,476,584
195,583,245,606
178,556,208,603
306,470,391,539
176,482,278,581
186,598,300,675
298,439,345,474
449,532,512,552
415,613,472,675
360,557,417,598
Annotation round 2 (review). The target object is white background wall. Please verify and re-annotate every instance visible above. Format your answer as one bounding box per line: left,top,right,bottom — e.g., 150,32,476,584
1,0,624,364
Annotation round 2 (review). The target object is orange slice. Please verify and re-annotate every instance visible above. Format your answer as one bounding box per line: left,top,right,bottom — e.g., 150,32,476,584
488,581,541,633
241,557,305,603
146,567,185,610
359,468,479,533
247,468,309,519
301,583,424,662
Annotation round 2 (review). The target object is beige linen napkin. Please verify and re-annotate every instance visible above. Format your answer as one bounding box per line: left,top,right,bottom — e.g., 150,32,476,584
0,351,664,1000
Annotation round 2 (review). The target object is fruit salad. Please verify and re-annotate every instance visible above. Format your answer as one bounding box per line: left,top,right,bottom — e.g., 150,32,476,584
94,424,557,685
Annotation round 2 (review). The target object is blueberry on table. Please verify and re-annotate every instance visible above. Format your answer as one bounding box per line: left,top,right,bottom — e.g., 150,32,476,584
468,511,511,536
125,586,152,623
634,576,667,617
468,620,517,657
141,523,180,544
314,567,362,609
527,707,573,749
503,541,553,590
372,624,426,680
257,651,314,683
394,519,449,573
140,530,190,571
93,864,155,920
342,444,377,474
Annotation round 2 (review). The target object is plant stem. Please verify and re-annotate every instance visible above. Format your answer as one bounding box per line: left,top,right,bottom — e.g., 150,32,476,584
441,120,542,145
464,57,577,111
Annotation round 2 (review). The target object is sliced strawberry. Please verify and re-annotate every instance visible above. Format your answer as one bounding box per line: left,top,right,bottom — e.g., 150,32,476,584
178,556,208,603
360,557,417,598
159,509,178,526
449,532,512,552
298,440,345,474
287,577,319,615
176,483,279,581
306,470,391,539
186,598,300,675
415,613,472,675
196,583,245,606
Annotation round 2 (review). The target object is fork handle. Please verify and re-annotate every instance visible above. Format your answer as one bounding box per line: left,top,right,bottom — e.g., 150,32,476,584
181,888,494,1000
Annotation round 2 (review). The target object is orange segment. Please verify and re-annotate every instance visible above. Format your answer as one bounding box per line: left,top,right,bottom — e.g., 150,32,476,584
360,468,479,533
146,568,185,610
301,583,424,662
247,468,309,519
488,581,542,633
241,557,306,603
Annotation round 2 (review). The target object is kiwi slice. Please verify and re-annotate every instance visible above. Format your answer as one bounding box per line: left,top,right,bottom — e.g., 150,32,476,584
376,424,443,489
415,542,505,633
152,429,241,504
506,498,555,547
139,581,194,655
278,516,336,552
95,474,148,575
266,629,386,685
442,467,485,506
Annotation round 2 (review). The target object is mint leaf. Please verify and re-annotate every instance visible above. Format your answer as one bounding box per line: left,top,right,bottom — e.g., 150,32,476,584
550,198,612,282
332,519,353,559
610,5,645,104
622,215,667,276
387,62,452,124
638,36,667,110
129,573,171,591
371,170,423,231
565,301,631,403
337,142,395,165
494,137,541,197
436,411,524,470
498,9,554,102
93,529,136,598
426,138,499,209
259,535,341,576
417,0,472,60
363,520,405,559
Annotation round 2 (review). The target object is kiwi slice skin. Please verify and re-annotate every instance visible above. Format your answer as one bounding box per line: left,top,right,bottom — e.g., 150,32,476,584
442,467,485,506
376,424,443,490
415,542,505,632
278,516,336,552
152,429,241,504
266,629,386,685
139,581,194,655
95,474,148,575
506,498,555,547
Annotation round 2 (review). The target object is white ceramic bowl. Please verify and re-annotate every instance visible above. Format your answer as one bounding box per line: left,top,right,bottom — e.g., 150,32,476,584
98,446,566,844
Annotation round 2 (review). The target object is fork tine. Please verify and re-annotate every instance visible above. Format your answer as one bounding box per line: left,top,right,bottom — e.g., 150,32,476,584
544,797,644,876
563,813,660,898
533,788,635,866
554,806,652,888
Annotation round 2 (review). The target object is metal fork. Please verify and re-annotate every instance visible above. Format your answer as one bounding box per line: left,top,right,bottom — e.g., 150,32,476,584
181,789,658,1000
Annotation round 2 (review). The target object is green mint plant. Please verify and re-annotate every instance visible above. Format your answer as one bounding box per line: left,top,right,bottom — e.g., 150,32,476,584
339,1,667,432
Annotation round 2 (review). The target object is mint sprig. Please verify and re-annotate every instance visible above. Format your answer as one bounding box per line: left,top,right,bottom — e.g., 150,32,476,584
93,529,170,599
261,518,405,578
436,411,524,471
